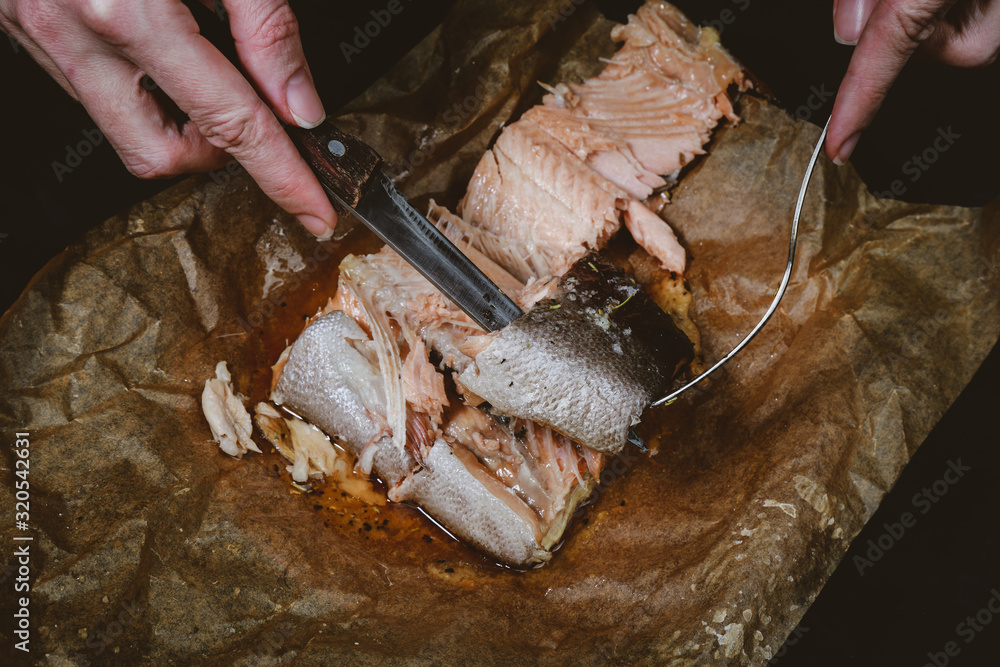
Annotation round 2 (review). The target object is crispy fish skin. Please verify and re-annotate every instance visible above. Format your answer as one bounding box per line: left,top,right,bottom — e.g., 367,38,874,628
273,311,554,566
392,440,550,566
458,254,693,454
272,311,415,486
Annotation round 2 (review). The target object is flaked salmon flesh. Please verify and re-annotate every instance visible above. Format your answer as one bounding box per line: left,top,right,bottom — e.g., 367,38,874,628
265,1,742,566
459,0,746,278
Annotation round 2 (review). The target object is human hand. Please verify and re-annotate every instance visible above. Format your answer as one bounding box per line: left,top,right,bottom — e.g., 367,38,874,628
0,0,337,237
828,0,1000,165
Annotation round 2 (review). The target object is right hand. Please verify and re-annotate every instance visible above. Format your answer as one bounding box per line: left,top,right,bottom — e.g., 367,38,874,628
827,0,1000,165
0,0,338,238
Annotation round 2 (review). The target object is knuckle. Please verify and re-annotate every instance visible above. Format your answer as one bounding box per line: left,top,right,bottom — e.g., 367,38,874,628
9,0,55,35
952,40,1000,67
198,99,270,154
121,150,181,180
247,2,300,52
886,0,940,44
73,0,130,44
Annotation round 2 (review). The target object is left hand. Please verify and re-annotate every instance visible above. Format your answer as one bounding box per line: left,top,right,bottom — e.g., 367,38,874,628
828,0,1000,165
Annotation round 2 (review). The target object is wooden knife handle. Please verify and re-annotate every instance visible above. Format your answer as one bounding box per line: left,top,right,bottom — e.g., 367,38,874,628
288,122,382,208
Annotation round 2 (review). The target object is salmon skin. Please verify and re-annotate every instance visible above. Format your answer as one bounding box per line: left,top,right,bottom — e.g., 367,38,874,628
273,311,598,566
458,254,693,455
271,253,691,565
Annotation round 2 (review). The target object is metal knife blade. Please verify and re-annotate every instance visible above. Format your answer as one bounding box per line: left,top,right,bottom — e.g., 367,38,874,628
289,122,522,332
352,172,523,331
289,122,647,450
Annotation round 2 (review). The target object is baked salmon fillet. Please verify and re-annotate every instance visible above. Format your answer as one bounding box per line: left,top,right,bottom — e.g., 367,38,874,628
253,1,745,566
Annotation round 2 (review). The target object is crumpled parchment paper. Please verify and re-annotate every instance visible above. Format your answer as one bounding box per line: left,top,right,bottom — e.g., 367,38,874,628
2,0,999,664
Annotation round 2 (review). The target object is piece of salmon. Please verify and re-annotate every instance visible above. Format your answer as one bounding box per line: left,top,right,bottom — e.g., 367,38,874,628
271,249,690,565
263,1,740,566
273,308,603,566
458,0,746,277
457,253,693,455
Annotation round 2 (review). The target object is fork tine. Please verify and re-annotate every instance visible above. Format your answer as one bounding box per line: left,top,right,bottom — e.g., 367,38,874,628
651,118,832,408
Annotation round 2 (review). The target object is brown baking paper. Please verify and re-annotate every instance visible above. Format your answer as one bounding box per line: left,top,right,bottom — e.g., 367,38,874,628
2,1,999,664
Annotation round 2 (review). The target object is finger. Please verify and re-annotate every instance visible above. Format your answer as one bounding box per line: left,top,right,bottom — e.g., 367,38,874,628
827,0,957,164
5,5,228,177
118,3,336,235
0,9,77,98
921,0,1000,66
70,54,231,178
223,0,326,128
834,0,879,45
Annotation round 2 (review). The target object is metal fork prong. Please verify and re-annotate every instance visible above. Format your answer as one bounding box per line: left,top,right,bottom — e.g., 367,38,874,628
650,117,831,408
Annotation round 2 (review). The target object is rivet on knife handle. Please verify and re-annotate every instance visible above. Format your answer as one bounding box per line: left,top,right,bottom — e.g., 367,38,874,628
289,123,381,208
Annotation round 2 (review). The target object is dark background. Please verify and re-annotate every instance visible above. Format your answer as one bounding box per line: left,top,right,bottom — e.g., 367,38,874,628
1,1,997,664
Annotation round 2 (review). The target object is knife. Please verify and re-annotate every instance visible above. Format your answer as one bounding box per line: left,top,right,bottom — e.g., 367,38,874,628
288,122,523,333
288,122,649,452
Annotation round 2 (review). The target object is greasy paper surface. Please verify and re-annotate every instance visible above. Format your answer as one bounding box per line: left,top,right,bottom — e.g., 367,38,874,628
2,1,1000,664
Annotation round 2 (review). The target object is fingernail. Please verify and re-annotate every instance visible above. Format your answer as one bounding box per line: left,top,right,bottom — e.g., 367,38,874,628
834,31,857,46
286,68,326,129
834,0,874,46
298,213,333,239
833,132,861,166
